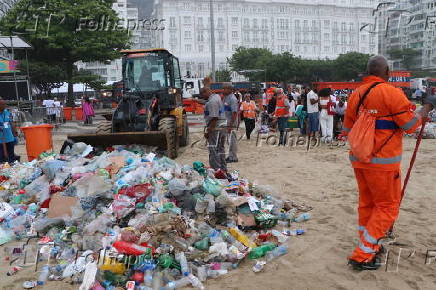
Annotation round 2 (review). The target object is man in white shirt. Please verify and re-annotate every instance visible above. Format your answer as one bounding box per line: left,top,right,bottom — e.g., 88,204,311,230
306,89,319,137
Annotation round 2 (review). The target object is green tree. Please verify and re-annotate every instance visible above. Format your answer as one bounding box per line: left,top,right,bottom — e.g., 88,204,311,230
333,52,371,81
71,69,106,92
213,69,232,82
0,0,130,105
388,48,420,70
19,61,66,98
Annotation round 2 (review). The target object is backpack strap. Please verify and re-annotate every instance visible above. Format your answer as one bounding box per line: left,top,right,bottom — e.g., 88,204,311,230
356,82,382,115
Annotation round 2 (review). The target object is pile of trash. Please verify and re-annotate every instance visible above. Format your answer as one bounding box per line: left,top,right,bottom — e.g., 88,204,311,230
0,143,312,290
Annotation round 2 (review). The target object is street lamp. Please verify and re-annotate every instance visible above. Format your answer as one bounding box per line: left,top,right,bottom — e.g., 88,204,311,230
209,0,216,81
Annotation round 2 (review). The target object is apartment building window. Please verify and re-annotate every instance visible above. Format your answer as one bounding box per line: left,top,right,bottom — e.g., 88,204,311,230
303,20,308,31
324,46,330,53
198,31,204,42
199,45,204,52
295,20,300,30
279,6,285,13
170,17,176,28
232,31,238,38
349,23,354,31
279,31,285,39
312,20,317,30
183,2,190,10
218,31,224,41
244,18,249,28
185,44,192,52
341,34,346,45
369,35,375,45
184,16,191,25
253,31,259,41
361,34,367,42
184,31,192,39
170,31,177,41
333,22,338,31
324,33,330,41
243,32,250,42
253,19,258,29
324,20,330,29
198,17,203,28
262,19,268,29
218,18,224,28
232,17,238,26
295,32,301,43
341,22,346,31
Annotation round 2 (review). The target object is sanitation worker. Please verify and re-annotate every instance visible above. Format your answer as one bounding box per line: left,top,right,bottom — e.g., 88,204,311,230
343,55,434,270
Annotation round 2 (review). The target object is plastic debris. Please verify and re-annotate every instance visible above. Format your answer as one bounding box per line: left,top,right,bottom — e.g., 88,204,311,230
0,144,312,288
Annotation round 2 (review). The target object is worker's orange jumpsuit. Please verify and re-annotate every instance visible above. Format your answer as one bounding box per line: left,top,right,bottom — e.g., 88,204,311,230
343,76,422,263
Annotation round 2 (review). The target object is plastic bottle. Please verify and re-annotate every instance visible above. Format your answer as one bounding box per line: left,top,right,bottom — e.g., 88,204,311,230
229,227,257,248
252,261,266,273
188,274,205,290
152,271,162,290
248,243,277,259
176,252,189,276
112,240,153,256
294,213,311,222
271,230,288,243
196,266,207,282
161,277,191,290
282,229,305,236
37,265,50,285
144,269,153,287
206,194,215,213
206,269,228,278
265,244,289,262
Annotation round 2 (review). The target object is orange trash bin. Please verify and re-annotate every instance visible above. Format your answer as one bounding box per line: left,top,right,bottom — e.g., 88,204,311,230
64,107,73,120
20,124,54,161
75,107,84,121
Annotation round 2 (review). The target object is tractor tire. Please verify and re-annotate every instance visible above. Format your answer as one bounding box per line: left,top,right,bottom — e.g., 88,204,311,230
159,117,179,159
96,120,112,134
179,114,190,147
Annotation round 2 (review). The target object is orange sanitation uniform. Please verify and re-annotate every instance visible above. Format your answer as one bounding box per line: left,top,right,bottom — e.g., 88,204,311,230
343,76,422,263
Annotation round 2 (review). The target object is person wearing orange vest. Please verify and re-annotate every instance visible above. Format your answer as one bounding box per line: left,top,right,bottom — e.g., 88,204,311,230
343,56,434,270
274,88,291,146
240,94,257,140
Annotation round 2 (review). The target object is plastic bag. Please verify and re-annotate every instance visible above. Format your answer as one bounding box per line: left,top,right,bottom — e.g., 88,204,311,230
41,160,65,181
202,178,222,197
168,178,187,197
0,226,13,245
348,110,376,163
74,175,112,198
83,213,112,235
24,175,50,203
111,195,135,219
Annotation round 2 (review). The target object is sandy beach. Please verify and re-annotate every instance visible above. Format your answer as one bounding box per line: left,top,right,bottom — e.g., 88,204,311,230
1,130,435,290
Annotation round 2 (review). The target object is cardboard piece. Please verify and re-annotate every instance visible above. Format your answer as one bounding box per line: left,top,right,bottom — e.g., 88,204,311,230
237,213,256,227
109,156,125,176
47,194,79,218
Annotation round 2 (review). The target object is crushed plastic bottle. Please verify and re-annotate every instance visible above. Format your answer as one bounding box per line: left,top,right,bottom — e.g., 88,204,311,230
266,244,289,262
294,213,311,222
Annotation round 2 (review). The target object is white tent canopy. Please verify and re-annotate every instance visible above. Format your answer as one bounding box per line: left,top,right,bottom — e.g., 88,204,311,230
50,83,95,94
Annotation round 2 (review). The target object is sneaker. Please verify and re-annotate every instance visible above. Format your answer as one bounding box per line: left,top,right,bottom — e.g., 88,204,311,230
348,256,381,271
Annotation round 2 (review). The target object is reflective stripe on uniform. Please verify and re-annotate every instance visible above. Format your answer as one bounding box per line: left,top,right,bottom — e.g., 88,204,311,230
359,242,376,254
350,155,402,164
400,116,419,131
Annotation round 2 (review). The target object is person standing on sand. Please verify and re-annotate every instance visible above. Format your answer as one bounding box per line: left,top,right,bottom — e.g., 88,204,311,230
82,97,95,125
201,87,227,172
343,55,435,271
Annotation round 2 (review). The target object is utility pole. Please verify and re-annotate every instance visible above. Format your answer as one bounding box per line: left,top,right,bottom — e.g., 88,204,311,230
209,0,216,81
10,35,19,101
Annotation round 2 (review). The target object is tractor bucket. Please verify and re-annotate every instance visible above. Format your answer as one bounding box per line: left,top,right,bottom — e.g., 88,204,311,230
67,131,171,155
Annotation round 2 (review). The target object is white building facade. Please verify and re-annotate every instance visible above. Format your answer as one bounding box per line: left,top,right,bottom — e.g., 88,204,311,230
77,0,144,83
376,0,436,71
152,0,379,78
